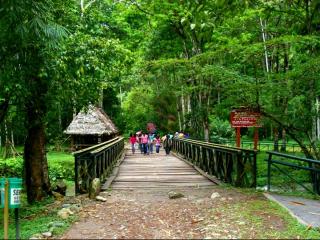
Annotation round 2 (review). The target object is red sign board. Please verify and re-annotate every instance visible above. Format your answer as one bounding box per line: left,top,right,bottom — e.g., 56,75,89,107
230,109,262,128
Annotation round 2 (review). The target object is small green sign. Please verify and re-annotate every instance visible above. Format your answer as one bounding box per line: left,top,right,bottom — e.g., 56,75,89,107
0,178,22,209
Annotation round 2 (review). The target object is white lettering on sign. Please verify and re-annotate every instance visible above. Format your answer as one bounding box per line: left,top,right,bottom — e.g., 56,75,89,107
10,188,21,205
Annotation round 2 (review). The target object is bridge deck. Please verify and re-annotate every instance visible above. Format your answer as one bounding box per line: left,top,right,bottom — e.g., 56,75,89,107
110,150,216,189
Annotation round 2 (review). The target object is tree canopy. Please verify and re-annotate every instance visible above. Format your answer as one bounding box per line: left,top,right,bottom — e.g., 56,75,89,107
1,0,320,202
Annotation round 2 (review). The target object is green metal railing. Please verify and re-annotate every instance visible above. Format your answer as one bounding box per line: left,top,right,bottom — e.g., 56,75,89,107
266,151,320,195
224,140,311,153
172,138,257,188
73,137,124,195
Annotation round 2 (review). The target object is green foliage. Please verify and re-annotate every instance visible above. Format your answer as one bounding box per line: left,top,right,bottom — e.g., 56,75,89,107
209,117,234,144
0,157,23,178
47,151,74,181
0,196,76,239
0,151,74,181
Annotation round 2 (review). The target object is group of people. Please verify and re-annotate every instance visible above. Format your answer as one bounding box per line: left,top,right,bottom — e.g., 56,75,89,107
129,132,174,155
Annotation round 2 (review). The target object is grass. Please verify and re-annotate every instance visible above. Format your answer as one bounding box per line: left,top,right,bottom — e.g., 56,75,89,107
0,196,77,239
0,149,75,239
0,150,74,180
207,189,320,239
255,151,320,198
235,199,320,238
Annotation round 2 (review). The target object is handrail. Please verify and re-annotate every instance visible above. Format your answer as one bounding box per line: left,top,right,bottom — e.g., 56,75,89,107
266,151,320,164
266,151,320,195
224,140,312,153
172,138,257,188
90,137,123,154
74,137,124,195
186,138,254,153
73,137,120,156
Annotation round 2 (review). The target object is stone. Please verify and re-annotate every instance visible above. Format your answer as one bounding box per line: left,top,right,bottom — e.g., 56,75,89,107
52,191,64,201
89,178,101,199
48,221,65,228
168,191,184,199
29,233,43,239
96,196,107,202
49,227,56,234
210,192,220,199
70,204,82,213
55,179,67,196
62,203,71,208
57,208,74,219
42,232,52,238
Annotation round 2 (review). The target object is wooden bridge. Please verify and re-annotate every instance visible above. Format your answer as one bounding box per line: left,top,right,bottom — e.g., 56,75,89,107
73,137,257,194
110,151,216,189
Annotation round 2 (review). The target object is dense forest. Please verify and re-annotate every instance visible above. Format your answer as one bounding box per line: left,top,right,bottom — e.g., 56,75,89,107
1,0,320,202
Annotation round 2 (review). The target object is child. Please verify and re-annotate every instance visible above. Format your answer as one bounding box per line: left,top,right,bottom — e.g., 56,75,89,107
155,135,161,153
129,133,137,154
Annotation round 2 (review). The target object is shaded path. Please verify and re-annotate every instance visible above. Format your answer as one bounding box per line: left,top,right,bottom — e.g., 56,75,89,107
61,150,320,239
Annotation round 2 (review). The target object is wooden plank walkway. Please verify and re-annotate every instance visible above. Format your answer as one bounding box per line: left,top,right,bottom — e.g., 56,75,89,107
110,149,216,189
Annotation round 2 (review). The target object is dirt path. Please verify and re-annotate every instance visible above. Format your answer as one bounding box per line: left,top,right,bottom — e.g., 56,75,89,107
60,186,310,239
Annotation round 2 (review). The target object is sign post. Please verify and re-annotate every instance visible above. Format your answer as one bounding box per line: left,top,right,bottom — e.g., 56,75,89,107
230,108,262,149
254,128,259,150
236,127,241,148
1,178,22,240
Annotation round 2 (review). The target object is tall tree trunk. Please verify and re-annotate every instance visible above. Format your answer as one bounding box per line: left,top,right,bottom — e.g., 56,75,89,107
260,17,269,73
0,98,9,124
281,128,287,152
177,100,182,131
24,76,51,203
273,128,279,151
24,121,51,203
181,95,185,130
317,97,320,140
203,118,209,142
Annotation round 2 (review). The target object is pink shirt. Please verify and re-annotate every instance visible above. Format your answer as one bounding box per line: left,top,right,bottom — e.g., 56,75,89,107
129,136,136,144
155,138,161,146
141,134,149,144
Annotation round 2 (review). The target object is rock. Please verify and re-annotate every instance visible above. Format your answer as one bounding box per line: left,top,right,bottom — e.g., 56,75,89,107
48,221,65,228
42,232,52,238
168,191,184,199
29,233,43,239
96,196,107,202
49,227,55,234
221,197,226,201
57,208,74,219
55,179,67,196
62,203,71,208
70,204,82,213
210,192,220,199
52,191,64,201
89,178,101,199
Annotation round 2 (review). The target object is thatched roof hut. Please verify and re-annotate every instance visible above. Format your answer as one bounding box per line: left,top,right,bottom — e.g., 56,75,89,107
64,105,118,150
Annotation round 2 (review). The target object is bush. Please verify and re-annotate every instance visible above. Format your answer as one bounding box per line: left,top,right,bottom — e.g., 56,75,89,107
209,117,234,144
0,151,74,181
0,157,23,177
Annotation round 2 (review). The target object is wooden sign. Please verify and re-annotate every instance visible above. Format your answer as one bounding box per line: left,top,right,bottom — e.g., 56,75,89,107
230,109,262,128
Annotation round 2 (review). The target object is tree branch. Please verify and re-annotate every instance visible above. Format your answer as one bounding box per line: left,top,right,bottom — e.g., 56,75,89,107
129,0,153,16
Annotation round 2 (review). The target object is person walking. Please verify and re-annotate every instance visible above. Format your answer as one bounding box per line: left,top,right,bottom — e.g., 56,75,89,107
148,133,155,154
163,134,173,155
141,132,149,155
129,133,137,154
155,135,161,153
137,132,143,154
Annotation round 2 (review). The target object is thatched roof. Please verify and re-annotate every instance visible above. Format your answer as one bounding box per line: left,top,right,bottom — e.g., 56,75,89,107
64,105,118,136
